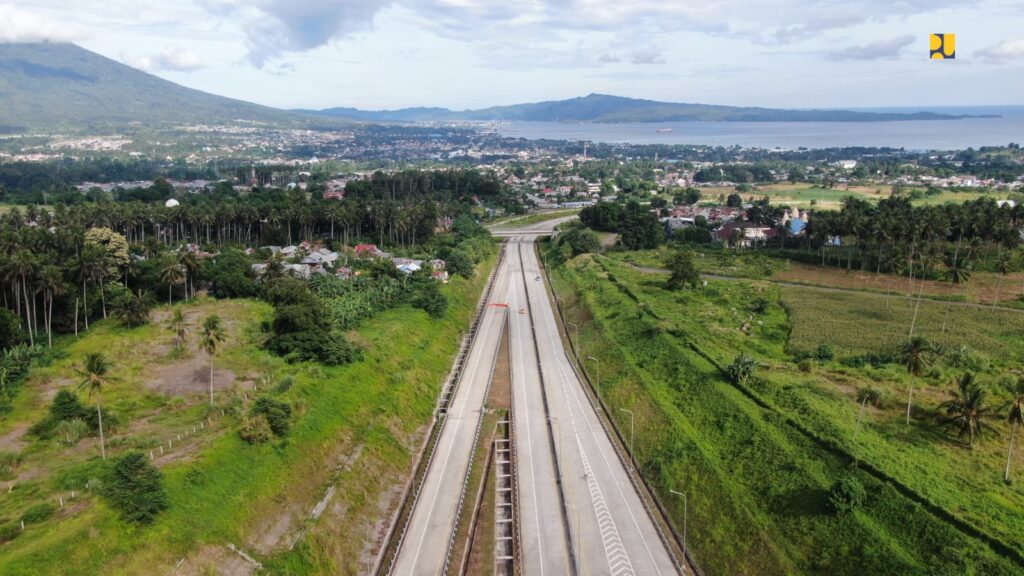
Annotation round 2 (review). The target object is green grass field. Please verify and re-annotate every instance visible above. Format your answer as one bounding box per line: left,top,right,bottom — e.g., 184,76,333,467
487,209,579,228
0,255,494,574
546,246,1024,575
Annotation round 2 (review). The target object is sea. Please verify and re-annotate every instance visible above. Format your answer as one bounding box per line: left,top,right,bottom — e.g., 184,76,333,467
494,106,1024,151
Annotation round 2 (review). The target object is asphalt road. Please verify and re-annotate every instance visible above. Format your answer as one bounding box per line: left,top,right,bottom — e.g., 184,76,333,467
516,236,680,576
390,252,512,576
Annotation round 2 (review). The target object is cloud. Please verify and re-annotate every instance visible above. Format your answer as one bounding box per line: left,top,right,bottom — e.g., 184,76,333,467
0,4,85,43
629,49,666,64
121,45,204,72
195,0,972,67
154,45,204,71
827,34,914,60
976,38,1024,62
597,53,621,64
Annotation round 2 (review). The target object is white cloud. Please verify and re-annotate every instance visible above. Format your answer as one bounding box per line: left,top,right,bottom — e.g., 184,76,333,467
828,34,915,61
121,45,204,72
976,38,1024,62
0,4,85,43
155,46,204,71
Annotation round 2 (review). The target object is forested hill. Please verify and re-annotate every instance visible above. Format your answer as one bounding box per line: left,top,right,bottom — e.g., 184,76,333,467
0,43,328,132
309,93,995,123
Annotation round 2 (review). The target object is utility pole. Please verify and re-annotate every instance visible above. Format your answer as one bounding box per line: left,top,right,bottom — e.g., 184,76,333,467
670,489,688,571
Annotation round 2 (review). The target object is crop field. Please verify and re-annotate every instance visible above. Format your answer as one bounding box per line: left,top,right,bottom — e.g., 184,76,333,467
546,246,1024,575
782,286,1024,357
0,255,495,575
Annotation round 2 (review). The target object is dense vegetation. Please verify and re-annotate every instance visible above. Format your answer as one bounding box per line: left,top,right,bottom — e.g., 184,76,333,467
546,245,1024,575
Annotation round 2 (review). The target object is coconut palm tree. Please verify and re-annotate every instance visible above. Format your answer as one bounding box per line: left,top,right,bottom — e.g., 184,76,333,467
200,314,225,406
900,336,935,425
178,251,200,300
938,372,995,447
159,256,185,307
1003,377,1024,481
992,250,1014,311
113,290,154,327
77,352,114,459
168,307,187,350
941,257,971,333
37,264,64,347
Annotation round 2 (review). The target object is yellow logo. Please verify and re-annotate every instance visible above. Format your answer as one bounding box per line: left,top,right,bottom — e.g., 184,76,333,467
930,33,955,59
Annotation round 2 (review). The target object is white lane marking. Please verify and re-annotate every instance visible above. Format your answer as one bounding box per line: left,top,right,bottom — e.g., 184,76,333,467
509,242,548,576
400,254,510,575
577,436,635,576
522,239,668,575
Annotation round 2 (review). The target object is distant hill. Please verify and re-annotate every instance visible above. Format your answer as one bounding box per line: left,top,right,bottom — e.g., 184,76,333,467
0,42,326,132
309,93,996,124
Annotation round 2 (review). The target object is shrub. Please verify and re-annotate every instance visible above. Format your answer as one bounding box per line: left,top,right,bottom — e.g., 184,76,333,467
828,475,866,514
274,374,295,394
559,227,601,256
0,450,20,481
814,344,835,362
103,452,169,524
20,503,55,525
54,419,89,447
251,397,292,437
0,523,19,543
239,414,273,444
323,333,363,365
412,282,448,318
726,353,758,385
0,308,23,350
798,359,814,373
50,388,90,423
445,249,474,278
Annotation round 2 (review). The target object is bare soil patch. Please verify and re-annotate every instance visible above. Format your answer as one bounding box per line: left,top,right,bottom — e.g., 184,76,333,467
175,544,258,576
148,354,238,396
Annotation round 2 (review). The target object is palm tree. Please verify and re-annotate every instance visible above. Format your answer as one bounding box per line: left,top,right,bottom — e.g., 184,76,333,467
178,251,200,300
10,249,36,346
938,372,995,447
900,336,935,425
37,264,64,347
940,257,971,333
159,256,185,307
200,314,225,406
1003,377,1024,481
992,250,1014,311
113,290,154,327
168,307,187,350
77,352,114,459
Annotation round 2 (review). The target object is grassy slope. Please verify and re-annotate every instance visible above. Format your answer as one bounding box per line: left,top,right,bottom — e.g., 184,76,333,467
0,254,494,574
547,248,1021,575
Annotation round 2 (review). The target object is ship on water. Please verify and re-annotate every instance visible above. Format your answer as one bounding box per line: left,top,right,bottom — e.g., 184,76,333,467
656,127,673,133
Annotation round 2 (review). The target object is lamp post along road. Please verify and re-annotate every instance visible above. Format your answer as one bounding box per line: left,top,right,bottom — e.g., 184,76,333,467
619,408,635,470
586,355,600,398
670,489,688,570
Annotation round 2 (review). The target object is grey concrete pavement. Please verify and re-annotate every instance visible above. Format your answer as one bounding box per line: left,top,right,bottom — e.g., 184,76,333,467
391,253,512,576
519,236,680,576
507,238,573,576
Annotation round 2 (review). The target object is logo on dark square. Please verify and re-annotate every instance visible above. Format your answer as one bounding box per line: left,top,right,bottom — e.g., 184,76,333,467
930,33,955,59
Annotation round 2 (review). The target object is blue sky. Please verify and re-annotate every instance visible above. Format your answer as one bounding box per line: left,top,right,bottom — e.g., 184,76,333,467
2,1,1023,110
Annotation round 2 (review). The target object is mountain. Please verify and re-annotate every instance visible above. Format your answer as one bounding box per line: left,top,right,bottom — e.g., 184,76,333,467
309,93,996,124
0,42,326,132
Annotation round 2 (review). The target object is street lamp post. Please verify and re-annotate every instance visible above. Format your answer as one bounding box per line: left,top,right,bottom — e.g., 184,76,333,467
586,355,600,398
567,321,579,355
670,489,688,570
619,408,634,470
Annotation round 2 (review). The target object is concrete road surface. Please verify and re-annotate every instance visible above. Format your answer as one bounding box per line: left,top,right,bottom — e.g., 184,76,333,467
507,239,573,576
390,253,512,576
517,235,680,576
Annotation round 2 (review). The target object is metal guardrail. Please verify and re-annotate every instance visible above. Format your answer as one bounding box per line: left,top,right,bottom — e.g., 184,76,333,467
375,244,507,576
505,316,523,576
517,239,578,576
536,240,703,576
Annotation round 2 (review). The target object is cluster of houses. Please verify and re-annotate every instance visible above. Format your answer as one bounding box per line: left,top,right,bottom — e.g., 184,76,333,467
252,241,449,282
662,205,810,249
